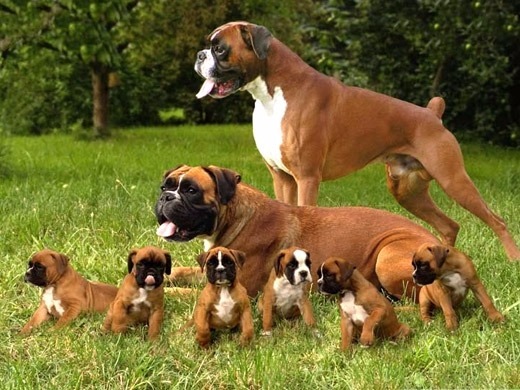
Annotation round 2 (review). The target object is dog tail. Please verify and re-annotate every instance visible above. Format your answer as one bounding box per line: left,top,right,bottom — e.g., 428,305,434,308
426,97,445,119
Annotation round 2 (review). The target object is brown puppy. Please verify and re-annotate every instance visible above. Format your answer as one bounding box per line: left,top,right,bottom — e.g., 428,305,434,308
21,249,117,334
258,247,317,336
156,165,446,298
411,244,505,330
193,21,519,261
317,257,411,350
191,247,253,348
103,246,171,340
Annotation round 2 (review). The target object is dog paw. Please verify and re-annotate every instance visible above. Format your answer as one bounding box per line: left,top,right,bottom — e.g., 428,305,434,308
260,330,272,337
489,312,505,323
312,329,322,339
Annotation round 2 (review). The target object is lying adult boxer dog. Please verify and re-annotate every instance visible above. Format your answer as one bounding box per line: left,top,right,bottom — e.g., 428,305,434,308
103,246,171,340
194,21,519,261
157,165,453,298
191,247,253,348
411,244,504,330
317,256,411,350
21,249,117,334
258,247,317,336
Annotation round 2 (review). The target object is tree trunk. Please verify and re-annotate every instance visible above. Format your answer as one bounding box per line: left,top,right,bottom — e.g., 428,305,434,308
91,62,110,138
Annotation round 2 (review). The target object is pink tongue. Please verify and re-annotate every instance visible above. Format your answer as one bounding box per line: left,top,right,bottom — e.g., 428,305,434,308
196,79,215,99
156,222,176,238
145,275,155,285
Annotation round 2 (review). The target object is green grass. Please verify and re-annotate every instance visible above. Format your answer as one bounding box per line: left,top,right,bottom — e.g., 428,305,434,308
1,125,519,389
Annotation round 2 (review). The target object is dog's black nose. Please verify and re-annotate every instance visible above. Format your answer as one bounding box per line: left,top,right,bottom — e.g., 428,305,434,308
299,270,308,279
197,51,206,62
160,192,175,202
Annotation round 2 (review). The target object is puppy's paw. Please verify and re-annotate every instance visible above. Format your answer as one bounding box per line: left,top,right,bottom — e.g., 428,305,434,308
260,330,272,337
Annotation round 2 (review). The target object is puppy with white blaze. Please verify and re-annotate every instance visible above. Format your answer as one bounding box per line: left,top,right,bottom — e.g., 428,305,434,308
258,247,319,336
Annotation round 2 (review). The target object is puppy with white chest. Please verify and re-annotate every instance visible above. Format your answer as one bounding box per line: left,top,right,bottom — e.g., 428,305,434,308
317,256,411,351
21,249,118,334
412,244,504,331
191,247,253,348
103,246,171,340
258,247,317,336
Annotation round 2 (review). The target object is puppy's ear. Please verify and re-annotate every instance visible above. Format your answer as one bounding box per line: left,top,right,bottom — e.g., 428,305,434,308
163,251,172,275
428,245,450,268
203,166,241,205
127,249,138,274
240,24,272,60
335,257,355,282
231,249,247,269
52,252,70,276
274,251,286,277
196,252,209,272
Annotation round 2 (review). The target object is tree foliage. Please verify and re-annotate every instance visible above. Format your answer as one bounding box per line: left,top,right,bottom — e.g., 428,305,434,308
305,0,520,146
0,0,518,145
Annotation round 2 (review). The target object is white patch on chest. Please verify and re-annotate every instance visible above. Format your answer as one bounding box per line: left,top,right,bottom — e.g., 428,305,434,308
244,77,291,175
214,287,236,323
340,291,369,326
440,272,467,299
131,288,152,310
273,277,304,316
43,287,65,316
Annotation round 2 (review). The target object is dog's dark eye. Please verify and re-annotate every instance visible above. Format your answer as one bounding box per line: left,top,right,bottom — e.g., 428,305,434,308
187,187,198,195
213,45,226,56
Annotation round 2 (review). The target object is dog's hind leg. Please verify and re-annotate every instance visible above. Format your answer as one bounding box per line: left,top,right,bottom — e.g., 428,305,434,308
412,132,520,261
385,160,460,246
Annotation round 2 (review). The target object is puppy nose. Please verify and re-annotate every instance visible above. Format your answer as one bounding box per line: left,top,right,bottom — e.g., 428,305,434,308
197,51,206,62
300,270,308,279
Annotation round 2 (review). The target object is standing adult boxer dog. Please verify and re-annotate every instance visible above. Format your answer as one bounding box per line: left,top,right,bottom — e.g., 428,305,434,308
157,165,457,298
193,21,519,261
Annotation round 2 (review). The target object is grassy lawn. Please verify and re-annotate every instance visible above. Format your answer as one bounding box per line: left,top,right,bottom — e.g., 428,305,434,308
1,125,519,389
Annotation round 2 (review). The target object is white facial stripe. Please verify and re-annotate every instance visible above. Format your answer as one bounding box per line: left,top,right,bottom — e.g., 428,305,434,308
216,250,225,270
293,250,308,263
291,249,312,284
198,49,216,79
210,29,221,42
317,264,325,284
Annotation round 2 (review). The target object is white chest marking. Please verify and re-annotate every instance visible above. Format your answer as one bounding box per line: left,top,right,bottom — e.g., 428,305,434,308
273,277,304,316
440,272,467,298
43,287,65,316
214,287,236,323
131,288,151,309
340,291,369,326
244,77,291,175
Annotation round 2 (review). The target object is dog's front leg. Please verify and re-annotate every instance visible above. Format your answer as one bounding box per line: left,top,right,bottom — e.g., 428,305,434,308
239,303,254,346
260,294,275,336
340,310,354,351
20,302,50,334
53,304,82,330
147,307,164,340
359,308,385,347
194,304,211,349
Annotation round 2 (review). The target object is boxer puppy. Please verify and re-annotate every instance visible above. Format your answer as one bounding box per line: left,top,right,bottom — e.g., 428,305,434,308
412,244,505,330
317,256,411,350
194,21,519,261
258,247,317,336
190,247,253,348
102,246,171,340
21,249,117,334
156,165,445,299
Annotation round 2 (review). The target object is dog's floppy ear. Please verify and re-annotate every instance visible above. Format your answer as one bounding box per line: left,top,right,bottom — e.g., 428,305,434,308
240,24,272,60
196,251,209,272
428,245,450,268
231,249,247,269
334,257,355,282
274,250,287,277
127,249,138,274
203,166,241,205
163,251,172,275
52,252,70,276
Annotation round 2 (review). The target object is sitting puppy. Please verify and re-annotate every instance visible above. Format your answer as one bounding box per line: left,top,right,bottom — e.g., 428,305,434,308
258,247,318,336
191,247,254,348
103,246,171,340
412,244,505,331
317,256,411,350
21,249,117,334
